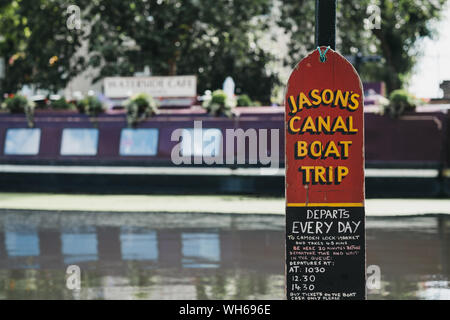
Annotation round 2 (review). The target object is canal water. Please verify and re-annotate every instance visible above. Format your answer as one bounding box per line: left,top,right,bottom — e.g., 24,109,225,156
0,210,448,300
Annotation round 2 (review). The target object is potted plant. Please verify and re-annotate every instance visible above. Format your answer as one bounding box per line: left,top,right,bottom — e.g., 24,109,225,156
124,93,158,128
384,89,419,118
202,89,236,117
236,94,253,107
51,97,76,111
1,94,35,127
75,96,105,115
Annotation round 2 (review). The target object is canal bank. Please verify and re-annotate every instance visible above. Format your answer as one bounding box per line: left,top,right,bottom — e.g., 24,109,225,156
0,193,449,217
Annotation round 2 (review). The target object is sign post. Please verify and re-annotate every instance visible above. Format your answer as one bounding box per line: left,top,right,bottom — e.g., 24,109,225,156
315,0,336,50
285,1,366,300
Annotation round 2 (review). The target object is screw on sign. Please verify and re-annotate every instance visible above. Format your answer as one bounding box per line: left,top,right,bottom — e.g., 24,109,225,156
285,47,366,300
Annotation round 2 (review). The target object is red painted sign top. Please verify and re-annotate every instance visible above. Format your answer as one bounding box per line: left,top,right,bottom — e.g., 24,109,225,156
285,47,365,205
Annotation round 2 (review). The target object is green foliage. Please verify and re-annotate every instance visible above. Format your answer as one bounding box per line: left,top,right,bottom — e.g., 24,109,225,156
2,95,30,113
76,96,105,117
0,0,85,94
203,90,235,117
278,0,448,94
236,94,253,107
384,89,418,118
1,94,35,127
80,0,277,104
85,96,105,116
371,0,448,92
125,93,158,127
74,99,87,114
51,98,76,111
1,0,447,100
211,90,228,106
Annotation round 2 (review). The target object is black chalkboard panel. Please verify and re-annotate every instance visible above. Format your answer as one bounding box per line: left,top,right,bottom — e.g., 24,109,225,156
286,206,366,300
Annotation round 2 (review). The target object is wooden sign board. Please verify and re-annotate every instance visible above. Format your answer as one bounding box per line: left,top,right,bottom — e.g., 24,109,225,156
285,47,366,300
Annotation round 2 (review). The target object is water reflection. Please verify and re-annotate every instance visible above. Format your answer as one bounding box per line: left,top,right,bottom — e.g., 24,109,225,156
366,216,450,299
0,211,448,299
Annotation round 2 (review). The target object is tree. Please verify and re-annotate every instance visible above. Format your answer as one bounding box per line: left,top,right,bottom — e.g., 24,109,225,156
372,0,447,92
81,0,277,103
3,0,445,100
278,0,448,93
0,0,85,94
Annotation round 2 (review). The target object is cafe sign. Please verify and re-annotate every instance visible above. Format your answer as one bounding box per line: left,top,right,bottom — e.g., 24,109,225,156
104,75,197,99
